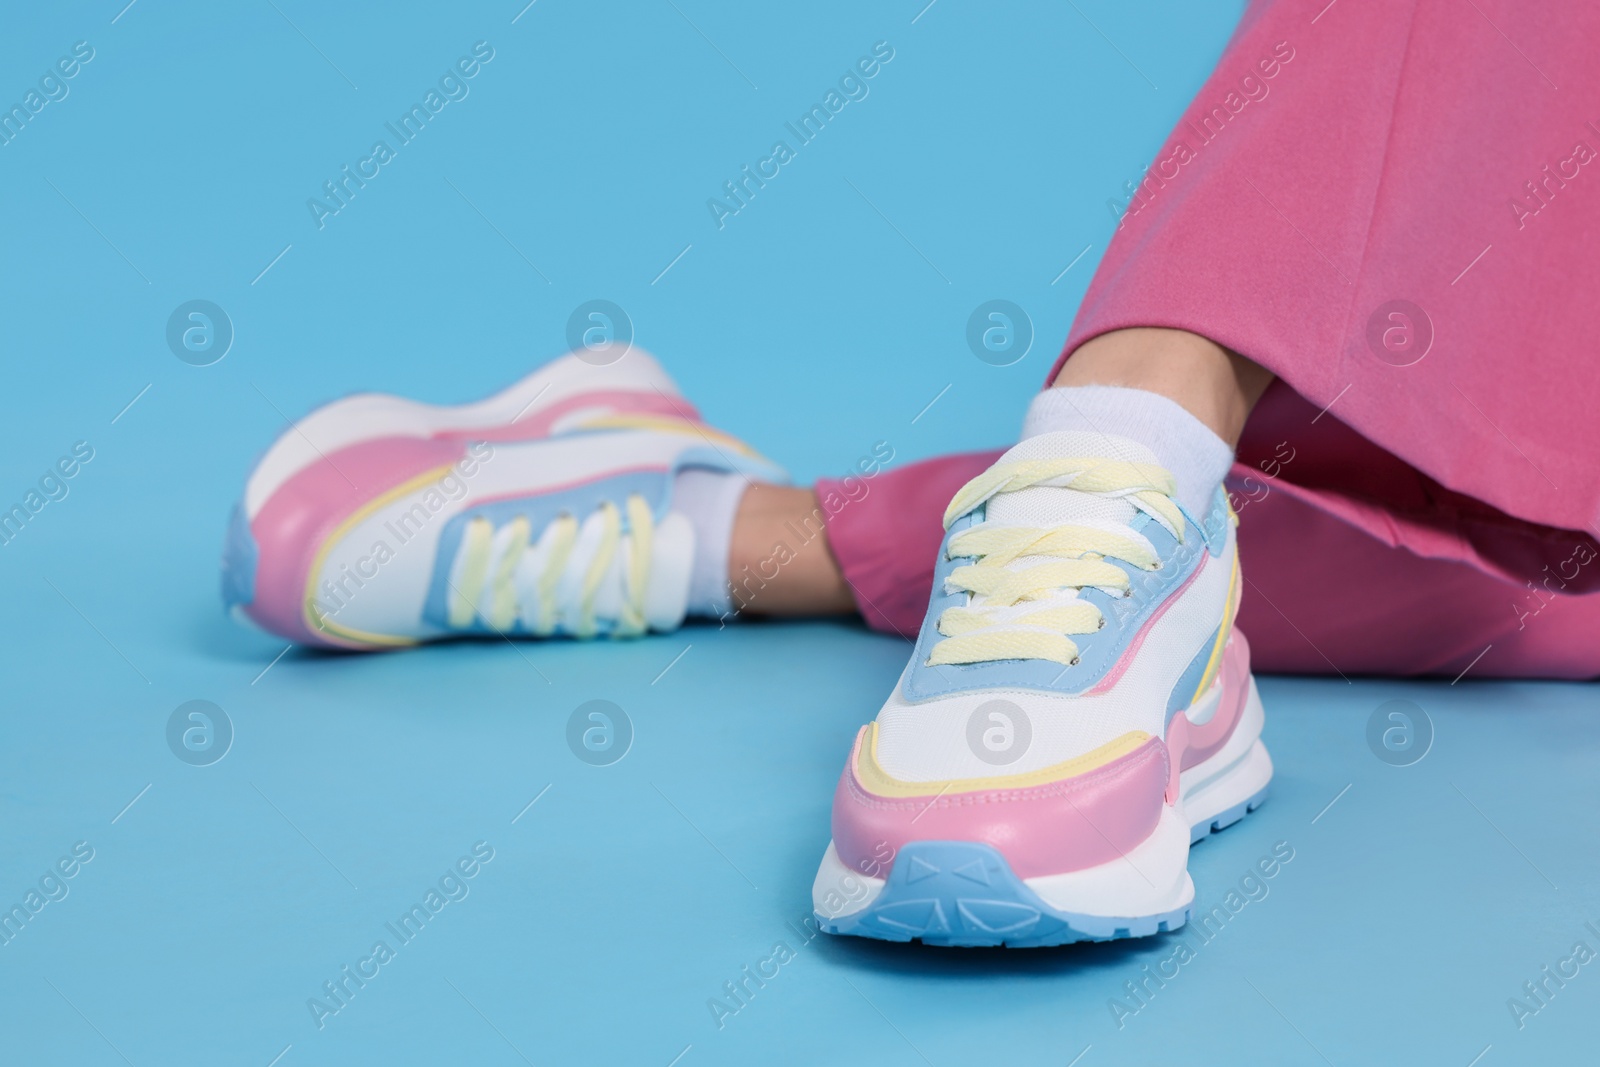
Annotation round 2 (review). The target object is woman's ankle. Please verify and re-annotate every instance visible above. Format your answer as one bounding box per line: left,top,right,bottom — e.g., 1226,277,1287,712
726,485,856,619
1053,328,1272,447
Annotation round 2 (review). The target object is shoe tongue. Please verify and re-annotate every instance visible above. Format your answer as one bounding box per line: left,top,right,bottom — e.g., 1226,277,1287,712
984,430,1159,528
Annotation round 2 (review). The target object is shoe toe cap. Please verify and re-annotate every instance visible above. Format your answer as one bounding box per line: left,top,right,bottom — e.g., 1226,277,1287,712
829,724,1172,881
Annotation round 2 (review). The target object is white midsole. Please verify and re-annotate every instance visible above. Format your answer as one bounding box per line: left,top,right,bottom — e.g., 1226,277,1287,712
814,677,1271,923
1180,676,1271,831
243,348,678,518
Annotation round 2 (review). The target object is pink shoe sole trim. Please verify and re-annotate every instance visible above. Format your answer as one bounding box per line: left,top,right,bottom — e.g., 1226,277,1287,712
832,732,1170,881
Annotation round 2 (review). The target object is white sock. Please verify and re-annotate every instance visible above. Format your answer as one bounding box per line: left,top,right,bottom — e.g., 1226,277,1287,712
671,469,749,618
1020,386,1233,517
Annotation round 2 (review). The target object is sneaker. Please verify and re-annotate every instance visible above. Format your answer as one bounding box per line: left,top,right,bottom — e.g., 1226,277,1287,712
222,347,784,649
812,431,1271,947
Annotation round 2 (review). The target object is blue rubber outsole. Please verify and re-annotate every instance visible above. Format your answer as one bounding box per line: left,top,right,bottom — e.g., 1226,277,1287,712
817,783,1271,949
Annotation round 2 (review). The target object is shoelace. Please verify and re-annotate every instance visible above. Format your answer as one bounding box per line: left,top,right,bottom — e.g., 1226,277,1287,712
927,457,1185,668
446,495,655,638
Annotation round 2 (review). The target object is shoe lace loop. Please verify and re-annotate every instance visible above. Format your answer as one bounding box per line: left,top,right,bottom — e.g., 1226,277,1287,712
446,494,655,638
928,457,1184,668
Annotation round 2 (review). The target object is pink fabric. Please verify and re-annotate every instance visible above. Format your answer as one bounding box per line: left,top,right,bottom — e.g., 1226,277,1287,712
1054,0,1600,546
1228,386,1600,594
831,730,1170,880
247,437,467,648
1228,464,1600,678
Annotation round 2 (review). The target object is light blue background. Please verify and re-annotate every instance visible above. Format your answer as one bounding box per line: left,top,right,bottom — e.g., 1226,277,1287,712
2,1,1596,1064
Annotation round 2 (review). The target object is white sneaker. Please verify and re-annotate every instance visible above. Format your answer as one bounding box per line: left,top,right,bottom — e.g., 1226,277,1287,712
222,348,784,648
813,431,1271,947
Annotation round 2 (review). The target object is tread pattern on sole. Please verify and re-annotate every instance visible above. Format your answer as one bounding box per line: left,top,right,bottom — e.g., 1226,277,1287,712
1187,788,1270,845
817,783,1270,949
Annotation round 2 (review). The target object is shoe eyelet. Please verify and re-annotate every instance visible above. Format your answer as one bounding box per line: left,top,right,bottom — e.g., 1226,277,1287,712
1097,618,1106,630
1069,656,1081,666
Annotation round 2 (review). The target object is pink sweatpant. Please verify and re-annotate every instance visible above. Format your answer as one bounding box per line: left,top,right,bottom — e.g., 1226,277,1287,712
818,0,1600,680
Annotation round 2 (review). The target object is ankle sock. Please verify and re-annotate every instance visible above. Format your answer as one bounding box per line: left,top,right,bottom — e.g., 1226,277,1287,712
671,468,749,617
1021,386,1233,517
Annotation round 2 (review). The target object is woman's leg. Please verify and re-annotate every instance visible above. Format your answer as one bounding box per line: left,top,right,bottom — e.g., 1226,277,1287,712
726,323,1274,629
727,327,1600,680
1060,0,1600,549
722,449,1002,631
730,325,1275,629
724,484,856,619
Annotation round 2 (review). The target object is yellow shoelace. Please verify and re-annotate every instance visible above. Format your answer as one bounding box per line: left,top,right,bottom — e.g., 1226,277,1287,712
928,457,1184,668
447,495,655,638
